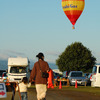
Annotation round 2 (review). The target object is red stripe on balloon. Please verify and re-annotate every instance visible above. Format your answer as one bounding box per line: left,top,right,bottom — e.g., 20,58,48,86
67,15,81,25
64,10,82,15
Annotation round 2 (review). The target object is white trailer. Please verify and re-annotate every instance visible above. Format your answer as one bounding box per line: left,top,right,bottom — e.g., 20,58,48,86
7,57,30,82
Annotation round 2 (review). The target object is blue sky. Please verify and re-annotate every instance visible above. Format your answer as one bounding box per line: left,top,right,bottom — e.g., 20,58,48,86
0,0,100,63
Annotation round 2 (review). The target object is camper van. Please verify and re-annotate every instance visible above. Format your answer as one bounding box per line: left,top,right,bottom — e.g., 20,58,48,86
91,65,100,87
7,57,30,82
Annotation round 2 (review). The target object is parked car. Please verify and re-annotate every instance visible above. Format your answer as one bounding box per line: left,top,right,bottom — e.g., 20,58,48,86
68,71,87,86
91,65,100,87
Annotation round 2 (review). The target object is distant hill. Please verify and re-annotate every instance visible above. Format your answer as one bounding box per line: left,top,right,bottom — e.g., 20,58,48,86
1,59,99,71
29,60,58,69
0,60,8,70
0,60,58,70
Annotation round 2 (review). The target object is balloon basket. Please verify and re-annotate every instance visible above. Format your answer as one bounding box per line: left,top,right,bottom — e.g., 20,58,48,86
72,26,75,29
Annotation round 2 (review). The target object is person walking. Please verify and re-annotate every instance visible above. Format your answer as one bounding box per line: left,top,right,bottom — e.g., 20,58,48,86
16,77,31,100
30,52,49,100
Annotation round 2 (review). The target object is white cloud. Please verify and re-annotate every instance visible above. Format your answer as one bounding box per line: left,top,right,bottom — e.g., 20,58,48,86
6,50,26,56
45,51,61,57
29,51,61,63
0,49,26,60
44,51,61,63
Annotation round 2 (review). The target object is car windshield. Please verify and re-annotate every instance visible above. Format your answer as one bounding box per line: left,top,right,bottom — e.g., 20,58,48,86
10,66,27,73
71,72,82,77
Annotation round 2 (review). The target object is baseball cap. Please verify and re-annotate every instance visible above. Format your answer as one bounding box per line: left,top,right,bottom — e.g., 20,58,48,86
36,52,44,58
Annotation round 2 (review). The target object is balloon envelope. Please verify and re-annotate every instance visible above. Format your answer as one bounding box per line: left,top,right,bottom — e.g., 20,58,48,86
62,0,85,27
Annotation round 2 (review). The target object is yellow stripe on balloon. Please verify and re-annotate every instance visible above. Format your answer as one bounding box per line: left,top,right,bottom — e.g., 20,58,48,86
62,1,85,11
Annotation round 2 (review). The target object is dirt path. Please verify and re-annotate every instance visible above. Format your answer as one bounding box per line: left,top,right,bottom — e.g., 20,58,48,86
1,88,100,100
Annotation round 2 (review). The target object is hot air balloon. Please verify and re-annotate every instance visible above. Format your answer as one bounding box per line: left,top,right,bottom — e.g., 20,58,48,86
62,0,85,29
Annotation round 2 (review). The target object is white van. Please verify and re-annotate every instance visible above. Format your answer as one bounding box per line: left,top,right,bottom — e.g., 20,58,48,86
91,65,100,87
7,57,30,83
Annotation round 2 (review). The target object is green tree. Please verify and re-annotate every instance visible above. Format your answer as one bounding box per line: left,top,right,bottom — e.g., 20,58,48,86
56,42,96,72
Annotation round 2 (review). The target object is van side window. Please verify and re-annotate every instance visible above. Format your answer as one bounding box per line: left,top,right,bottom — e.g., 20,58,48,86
92,66,97,74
